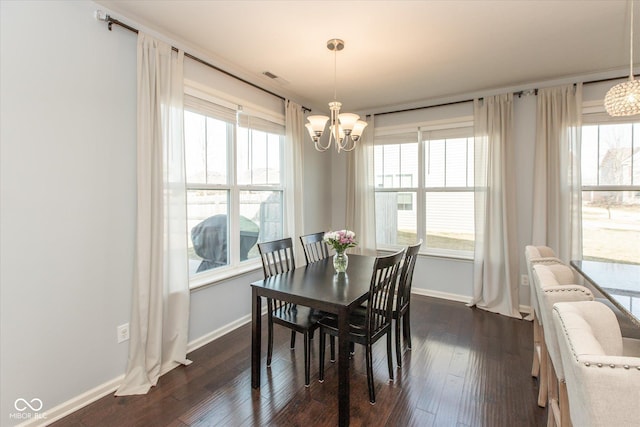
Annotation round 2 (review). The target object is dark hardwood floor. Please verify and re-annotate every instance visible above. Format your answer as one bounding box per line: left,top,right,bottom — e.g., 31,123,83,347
52,296,546,426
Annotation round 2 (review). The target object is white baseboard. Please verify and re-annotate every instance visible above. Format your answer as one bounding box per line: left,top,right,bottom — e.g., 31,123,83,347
411,288,533,319
14,375,124,427
411,287,472,304
519,304,533,316
187,313,252,353
18,308,267,427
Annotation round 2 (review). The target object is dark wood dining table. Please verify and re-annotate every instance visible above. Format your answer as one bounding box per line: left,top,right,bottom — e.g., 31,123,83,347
250,254,375,427
570,259,640,327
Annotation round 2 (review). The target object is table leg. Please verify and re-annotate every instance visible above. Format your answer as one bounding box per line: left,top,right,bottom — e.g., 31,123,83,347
251,288,261,389
338,306,350,427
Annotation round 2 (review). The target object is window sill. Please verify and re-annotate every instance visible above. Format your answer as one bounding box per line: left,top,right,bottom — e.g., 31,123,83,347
377,246,473,262
420,251,473,262
190,261,263,291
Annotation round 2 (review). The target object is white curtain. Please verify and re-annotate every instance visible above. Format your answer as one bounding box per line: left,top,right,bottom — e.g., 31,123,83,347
470,93,521,319
285,100,305,258
531,84,583,263
346,114,377,255
116,33,191,396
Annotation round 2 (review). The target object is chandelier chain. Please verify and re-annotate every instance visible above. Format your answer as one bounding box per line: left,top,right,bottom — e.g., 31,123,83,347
631,0,634,80
334,47,338,101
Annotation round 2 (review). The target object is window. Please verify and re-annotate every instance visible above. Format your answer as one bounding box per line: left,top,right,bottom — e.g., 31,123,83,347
374,124,475,257
184,95,285,280
580,121,640,264
375,133,418,247
397,193,413,211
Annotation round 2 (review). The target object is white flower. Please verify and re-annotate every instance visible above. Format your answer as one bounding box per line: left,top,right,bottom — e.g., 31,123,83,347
323,229,358,252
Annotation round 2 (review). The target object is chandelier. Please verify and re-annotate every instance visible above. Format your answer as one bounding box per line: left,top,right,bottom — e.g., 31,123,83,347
305,39,367,152
605,0,640,116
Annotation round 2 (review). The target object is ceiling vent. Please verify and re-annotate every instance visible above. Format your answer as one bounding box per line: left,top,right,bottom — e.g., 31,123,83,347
262,71,289,85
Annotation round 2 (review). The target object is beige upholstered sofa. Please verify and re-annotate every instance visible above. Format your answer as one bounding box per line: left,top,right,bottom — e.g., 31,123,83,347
553,301,640,427
532,262,594,426
524,245,564,407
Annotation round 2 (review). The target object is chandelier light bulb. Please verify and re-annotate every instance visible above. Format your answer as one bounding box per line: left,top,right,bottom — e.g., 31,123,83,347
338,113,360,135
350,120,368,142
307,115,329,132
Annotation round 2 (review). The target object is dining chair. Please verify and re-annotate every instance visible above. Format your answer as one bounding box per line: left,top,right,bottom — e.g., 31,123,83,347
299,232,330,264
532,262,593,427
524,245,563,407
552,301,640,427
318,249,405,404
257,238,320,386
394,239,422,367
299,231,336,341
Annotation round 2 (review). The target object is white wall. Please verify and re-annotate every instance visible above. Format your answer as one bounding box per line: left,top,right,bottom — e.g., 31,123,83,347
0,1,136,424
513,94,538,306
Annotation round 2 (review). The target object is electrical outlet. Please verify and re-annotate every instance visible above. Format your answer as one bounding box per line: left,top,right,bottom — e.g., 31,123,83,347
117,323,130,343
521,274,529,287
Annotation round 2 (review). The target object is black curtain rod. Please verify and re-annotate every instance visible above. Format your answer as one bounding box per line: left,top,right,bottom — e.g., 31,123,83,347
102,14,312,113
370,75,633,117
368,89,537,117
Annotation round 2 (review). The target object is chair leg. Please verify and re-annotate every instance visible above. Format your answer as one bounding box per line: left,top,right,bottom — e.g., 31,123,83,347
318,331,325,382
547,353,560,427
395,316,402,368
267,313,274,367
366,343,376,404
532,345,540,378
532,316,541,378
290,330,296,350
386,332,394,382
330,336,336,363
404,308,412,350
304,332,311,387
559,380,572,427
538,328,548,408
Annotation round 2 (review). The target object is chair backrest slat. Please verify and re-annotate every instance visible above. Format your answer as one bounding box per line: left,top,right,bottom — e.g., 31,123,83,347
258,238,296,278
299,232,330,264
396,240,422,311
258,238,296,312
367,250,405,338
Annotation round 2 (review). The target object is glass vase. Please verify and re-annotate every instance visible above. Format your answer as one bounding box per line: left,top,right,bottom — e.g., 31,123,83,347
333,251,348,273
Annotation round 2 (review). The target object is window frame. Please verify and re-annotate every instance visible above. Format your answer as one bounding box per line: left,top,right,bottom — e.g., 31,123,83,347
184,87,286,289
580,105,640,264
374,119,475,259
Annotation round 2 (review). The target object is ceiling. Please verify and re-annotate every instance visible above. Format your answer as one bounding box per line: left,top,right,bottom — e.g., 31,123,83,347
96,0,632,114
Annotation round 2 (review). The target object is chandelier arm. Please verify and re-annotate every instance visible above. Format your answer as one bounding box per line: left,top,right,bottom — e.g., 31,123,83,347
315,142,330,152
336,134,345,153
315,137,331,151
339,137,358,152
328,124,336,149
